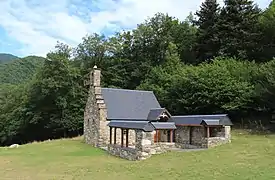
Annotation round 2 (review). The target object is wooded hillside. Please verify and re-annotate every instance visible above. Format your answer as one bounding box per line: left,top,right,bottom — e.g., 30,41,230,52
0,56,45,84
0,0,274,146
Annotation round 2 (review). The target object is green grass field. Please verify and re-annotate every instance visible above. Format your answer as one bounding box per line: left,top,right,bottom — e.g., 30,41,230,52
1,130,275,180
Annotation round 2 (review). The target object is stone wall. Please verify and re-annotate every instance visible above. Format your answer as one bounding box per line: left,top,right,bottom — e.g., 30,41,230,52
174,126,208,149
174,125,232,149
201,125,231,148
206,137,230,148
107,130,153,160
108,144,139,161
191,126,205,146
224,126,231,140
175,126,190,144
152,142,176,154
84,71,100,146
135,130,154,153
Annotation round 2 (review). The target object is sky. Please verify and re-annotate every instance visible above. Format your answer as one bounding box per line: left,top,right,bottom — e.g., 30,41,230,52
0,0,271,57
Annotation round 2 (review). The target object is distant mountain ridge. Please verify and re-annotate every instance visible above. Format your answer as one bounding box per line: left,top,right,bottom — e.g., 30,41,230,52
0,53,19,64
0,55,46,84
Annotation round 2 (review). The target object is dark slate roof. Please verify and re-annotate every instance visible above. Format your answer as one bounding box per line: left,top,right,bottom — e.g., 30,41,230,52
147,108,172,121
107,120,154,132
102,88,161,120
170,114,233,126
151,122,177,130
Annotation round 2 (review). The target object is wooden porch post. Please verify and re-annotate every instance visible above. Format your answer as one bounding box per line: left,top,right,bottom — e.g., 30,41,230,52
126,129,129,147
170,130,173,142
114,128,117,144
121,128,124,147
109,127,112,144
206,126,210,138
156,130,158,143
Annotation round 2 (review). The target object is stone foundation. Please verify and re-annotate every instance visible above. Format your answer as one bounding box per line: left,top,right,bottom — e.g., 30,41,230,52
203,137,231,148
175,143,203,149
108,144,145,161
152,142,176,154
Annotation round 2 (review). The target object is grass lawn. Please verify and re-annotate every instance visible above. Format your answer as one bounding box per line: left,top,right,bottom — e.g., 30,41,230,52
1,130,275,180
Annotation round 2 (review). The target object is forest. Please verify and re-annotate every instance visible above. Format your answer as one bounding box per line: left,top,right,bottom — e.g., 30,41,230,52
0,0,275,146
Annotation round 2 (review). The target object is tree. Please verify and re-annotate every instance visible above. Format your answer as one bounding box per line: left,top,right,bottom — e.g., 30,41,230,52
254,59,275,112
257,1,275,61
172,14,197,64
23,47,85,141
167,57,256,115
0,84,28,145
138,42,184,107
217,0,261,60
194,0,220,63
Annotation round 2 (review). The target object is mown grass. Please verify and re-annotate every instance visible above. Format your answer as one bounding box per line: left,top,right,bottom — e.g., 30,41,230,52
1,130,275,180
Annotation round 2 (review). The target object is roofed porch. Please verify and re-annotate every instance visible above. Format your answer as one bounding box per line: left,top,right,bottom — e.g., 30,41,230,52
106,120,177,160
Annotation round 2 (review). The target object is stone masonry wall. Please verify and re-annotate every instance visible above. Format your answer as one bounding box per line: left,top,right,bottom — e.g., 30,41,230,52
152,142,176,154
175,126,205,147
191,126,205,146
174,125,232,149
135,130,176,158
107,130,153,160
205,125,232,148
224,126,231,140
202,125,231,148
135,130,154,153
175,126,190,144
108,144,139,161
84,71,100,146
206,137,230,148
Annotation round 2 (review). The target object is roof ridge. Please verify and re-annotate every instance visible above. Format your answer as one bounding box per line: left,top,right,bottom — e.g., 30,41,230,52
102,87,154,93
172,114,228,117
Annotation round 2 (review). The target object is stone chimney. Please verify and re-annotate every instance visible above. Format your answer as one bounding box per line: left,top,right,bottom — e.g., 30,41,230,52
92,65,108,146
92,65,105,109
84,65,108,147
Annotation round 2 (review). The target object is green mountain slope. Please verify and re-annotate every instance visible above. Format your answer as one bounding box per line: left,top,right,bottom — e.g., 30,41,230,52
0,53,19,64
0,56,45,84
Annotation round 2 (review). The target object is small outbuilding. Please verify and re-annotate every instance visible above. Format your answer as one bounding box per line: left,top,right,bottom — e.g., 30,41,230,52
84,66,233,160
